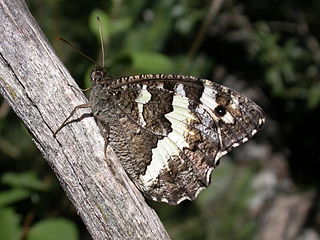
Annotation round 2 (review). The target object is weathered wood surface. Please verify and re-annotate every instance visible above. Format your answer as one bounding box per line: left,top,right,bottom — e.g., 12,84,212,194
0,0,170,239
254,191,314,240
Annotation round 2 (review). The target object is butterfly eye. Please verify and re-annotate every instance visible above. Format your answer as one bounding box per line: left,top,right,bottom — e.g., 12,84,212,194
90,66,107,82
91,71,103,82
214,105,227,117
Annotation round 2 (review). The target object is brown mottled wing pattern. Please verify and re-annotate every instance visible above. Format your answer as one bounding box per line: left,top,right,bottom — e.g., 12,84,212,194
89,69,265,205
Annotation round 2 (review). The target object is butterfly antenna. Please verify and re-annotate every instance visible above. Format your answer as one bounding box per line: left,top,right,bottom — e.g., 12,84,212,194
57,37,96,64
96,16,105,68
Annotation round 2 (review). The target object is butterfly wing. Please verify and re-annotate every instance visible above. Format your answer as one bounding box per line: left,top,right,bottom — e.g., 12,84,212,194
90,74,265,205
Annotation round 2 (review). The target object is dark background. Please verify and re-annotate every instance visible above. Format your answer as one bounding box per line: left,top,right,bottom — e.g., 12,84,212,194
0,0,319,239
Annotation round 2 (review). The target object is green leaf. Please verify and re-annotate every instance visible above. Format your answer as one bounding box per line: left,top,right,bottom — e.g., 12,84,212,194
307,82,320,109
130,51,174,74
0,189,31,207
110,17,133,35
1,172,48,191
0,207,22,240
27,218,78,240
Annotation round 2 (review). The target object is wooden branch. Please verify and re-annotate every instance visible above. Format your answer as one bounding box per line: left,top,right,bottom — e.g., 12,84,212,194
0,0,170,239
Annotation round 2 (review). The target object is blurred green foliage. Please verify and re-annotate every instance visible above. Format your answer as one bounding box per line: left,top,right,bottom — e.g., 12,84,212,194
27,218,78,240
1,0,320,239
0,171,78,240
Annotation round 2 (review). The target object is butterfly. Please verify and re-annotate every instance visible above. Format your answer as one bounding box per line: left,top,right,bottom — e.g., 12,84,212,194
63,66,265,205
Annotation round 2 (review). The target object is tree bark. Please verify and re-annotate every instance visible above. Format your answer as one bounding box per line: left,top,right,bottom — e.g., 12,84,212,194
0,0,170,239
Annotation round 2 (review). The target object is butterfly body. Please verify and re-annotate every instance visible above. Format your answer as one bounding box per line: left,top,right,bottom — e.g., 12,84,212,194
87,66,265,205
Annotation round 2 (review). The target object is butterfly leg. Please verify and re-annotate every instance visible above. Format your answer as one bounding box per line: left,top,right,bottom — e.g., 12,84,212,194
53,103,91,137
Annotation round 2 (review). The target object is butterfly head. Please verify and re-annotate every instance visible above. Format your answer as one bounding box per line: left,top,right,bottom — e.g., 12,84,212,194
90,66,113,84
